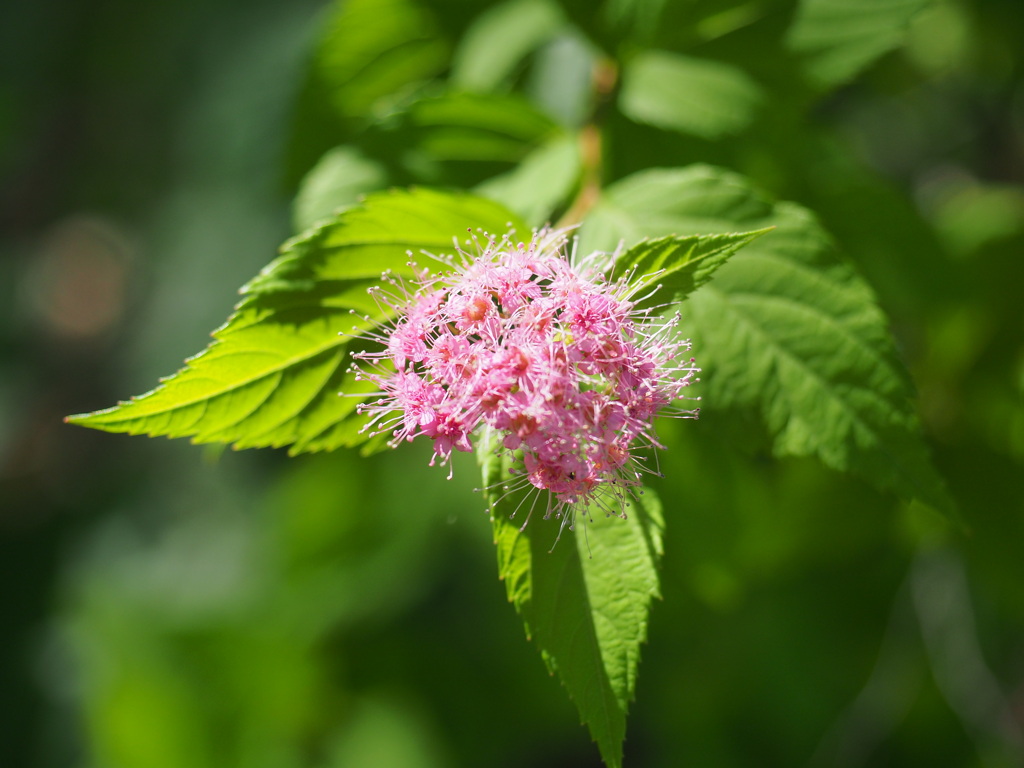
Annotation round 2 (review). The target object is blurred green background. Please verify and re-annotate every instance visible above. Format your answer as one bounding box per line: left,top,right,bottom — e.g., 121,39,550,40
2,0,1023,766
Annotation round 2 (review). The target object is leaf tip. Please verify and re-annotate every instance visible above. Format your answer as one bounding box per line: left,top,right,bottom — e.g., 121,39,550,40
64,410,100,428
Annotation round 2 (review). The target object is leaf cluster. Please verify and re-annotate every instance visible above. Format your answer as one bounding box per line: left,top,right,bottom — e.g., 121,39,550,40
65,1,964,766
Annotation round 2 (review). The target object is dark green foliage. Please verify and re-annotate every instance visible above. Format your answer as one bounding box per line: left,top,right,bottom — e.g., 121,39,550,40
582,166,954,517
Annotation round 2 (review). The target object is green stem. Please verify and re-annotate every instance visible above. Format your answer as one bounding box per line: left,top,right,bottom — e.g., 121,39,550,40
556,58,618,229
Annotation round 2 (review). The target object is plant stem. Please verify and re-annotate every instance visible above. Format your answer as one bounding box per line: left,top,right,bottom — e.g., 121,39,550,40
556,58,618,229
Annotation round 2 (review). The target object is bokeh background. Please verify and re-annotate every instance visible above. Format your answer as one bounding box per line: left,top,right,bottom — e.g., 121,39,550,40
2,0,1024,766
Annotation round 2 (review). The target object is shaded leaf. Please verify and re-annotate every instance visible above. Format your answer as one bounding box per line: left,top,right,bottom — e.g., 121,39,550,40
451,0,565,91
787,0,934,86
292,147,388,232
601,0,672,41
315,0,448,120
579,165,954,518
476,135,581,226
67,190,526,454
407,91,561,163
285,0,449,183
527,33,599,128
482,435,664,768
619,50,763,139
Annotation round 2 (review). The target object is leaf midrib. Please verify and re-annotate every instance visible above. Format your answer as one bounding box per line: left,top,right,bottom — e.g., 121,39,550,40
548,539,622,758
82,327,352,425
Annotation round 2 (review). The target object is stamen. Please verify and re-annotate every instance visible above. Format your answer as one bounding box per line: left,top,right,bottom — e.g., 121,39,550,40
341,226,701,547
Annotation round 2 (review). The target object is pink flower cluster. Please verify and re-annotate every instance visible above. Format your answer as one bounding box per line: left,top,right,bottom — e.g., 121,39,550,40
349,229,699,524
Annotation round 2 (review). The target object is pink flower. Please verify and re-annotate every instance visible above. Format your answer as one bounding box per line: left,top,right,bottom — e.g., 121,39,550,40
347,229,700,529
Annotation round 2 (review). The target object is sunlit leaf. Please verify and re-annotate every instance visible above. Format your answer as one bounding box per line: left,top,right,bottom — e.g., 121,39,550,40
619,50,764,139
579,165,955,518
452,0,565,91
611,229,771,310
67,190,526,454
787,0,934,86
482,437,664,768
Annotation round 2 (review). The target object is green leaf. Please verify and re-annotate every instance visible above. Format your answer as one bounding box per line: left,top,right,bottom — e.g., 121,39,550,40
287,0,450,183
391,91,567,188
601,0,672,41
475,134,581,226
786,0,934,86
611,230,772,310
407,91,561,163
619,50,764,139
316,0,448,120
67,190,527,454
292,147,388,232
451,0,565,92
527,33,599,129
481,438,665,768
579,165,955,518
